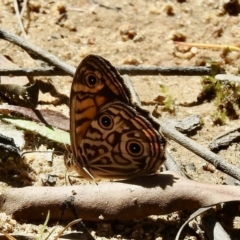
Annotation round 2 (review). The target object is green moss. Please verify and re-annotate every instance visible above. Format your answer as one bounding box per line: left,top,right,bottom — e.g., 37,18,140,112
200,76,240,125
199,118,205,126
212,111,227,125
163,95,175,113
160,85,175,113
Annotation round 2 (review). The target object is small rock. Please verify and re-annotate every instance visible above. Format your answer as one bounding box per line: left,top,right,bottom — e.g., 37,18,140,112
149,6,160,15
64,20,77,31
119,23,137,40
41,174,58,186
185,163,196,172
202,163,215,173
164,4,175,16
175,115,201,134
121,55,142,65
56,1,67,14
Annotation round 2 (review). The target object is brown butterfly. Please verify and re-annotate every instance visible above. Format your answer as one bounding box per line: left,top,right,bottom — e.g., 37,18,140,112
69,55,166,180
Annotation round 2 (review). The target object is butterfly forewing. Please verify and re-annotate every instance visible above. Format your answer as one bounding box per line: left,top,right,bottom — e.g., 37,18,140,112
71,56,131,138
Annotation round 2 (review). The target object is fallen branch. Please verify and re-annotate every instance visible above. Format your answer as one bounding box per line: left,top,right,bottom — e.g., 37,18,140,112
116,65,211,76
0,66,211,77
0,172,240,222
161,120,240,181
0,67,69,76
0,28,75,75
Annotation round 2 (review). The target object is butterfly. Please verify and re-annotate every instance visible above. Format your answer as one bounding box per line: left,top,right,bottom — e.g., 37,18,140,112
69,55,166,180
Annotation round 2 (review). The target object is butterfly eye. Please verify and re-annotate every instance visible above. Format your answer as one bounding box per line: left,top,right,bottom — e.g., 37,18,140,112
85,74,98,87
99,114,113,130
127,141,143,156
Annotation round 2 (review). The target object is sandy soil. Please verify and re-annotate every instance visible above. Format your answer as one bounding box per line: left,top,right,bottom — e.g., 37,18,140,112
0,0,240,239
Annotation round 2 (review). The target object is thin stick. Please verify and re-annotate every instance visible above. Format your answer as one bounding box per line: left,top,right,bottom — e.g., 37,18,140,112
161,120,240,181
215,74,240,83
67,7,85,12
90,0,121,12
117,65,211,76
0,28,75,75
175,41,240,52
20,0,28,18
0,66,211,77
165,151,185,176
0,67,69,76
13,0,27,38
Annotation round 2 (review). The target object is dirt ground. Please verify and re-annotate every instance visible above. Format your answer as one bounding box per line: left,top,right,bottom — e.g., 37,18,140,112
0,0,240,239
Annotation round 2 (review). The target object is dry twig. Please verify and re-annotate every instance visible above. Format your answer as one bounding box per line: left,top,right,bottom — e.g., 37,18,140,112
0,67,68,76
13,0,27,37
0,28,75,75
161,120,240,181
0,65,211,77
117,65,211,76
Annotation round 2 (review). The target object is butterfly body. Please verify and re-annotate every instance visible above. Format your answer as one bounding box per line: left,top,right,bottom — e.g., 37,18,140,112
70,55,166,180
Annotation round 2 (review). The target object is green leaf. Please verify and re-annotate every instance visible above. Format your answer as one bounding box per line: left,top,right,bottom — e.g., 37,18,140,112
0,115,70,145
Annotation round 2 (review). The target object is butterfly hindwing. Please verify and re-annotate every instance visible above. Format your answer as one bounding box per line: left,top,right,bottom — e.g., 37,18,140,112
80,101,165,179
